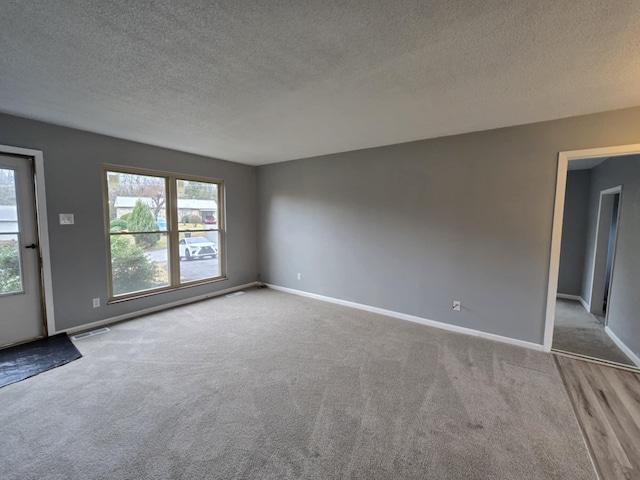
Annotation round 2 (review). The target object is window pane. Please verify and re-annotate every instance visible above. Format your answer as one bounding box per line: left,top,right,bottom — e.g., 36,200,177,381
0,234,22,295
0,169,18,232
177,180,218,231
107,172,167,232
110,233,169,296
179,231,220,283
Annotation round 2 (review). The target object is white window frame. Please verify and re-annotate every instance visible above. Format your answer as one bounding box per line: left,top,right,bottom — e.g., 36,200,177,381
103,165,226,303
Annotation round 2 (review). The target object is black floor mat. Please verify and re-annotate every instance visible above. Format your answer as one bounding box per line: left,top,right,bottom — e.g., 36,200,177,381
0,333,82,388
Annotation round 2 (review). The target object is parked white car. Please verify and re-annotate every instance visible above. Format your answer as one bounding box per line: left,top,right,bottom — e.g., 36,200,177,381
179,237,217,260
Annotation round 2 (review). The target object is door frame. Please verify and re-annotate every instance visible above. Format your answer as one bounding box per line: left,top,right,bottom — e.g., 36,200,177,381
543,143,640,351
0,144,55,337
589,185,622,320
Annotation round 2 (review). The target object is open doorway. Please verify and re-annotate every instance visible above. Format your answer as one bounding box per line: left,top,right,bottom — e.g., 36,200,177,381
545,146,640,370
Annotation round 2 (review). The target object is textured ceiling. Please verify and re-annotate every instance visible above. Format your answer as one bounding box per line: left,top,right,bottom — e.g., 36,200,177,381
1,1,640,165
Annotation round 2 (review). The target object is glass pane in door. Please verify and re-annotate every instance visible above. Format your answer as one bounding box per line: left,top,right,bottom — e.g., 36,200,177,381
0,169,22,295
0,235,22,295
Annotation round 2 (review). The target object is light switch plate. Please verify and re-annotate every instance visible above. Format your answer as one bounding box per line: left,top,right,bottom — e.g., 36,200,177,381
59,213,74,225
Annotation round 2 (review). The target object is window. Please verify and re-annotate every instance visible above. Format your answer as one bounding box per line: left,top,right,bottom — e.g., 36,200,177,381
104,167,225,301
0,168,22,295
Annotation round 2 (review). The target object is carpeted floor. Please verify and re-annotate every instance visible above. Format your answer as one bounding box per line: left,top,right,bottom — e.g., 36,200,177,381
552,299,633,365
0,289,595,479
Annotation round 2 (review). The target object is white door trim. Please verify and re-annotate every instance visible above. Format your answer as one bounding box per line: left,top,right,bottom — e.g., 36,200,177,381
588,185,622,319
543,143,640,351
0,144,55,336
599,185,624,195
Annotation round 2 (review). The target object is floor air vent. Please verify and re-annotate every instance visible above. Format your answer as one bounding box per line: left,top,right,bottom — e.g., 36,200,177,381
225,291,245,298
71,327,110,340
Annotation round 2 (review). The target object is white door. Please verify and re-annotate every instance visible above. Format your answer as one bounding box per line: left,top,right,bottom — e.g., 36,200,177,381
0,154,43,347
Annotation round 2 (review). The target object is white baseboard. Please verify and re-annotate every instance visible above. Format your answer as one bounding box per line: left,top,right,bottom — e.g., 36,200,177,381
556,293,580,301
579,297,590,312
556,293,590,312
266,284,545,352
61,282,258,335
605,326,640,367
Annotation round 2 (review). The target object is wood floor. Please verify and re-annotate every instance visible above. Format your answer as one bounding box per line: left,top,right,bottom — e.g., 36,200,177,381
555,355,640,480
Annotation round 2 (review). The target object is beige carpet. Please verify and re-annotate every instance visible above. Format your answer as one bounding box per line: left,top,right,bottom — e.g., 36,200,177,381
0,288,595,479
553,299,633,365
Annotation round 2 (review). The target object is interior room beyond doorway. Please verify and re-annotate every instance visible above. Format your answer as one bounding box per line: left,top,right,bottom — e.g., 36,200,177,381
551,152,640,369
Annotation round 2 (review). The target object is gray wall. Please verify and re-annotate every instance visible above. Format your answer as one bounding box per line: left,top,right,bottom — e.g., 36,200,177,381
557,170,591,296
257,107,640,345
580,155,640,357
0,113,257,330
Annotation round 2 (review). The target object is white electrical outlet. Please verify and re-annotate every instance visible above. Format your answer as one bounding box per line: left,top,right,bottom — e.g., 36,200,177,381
452,301,461,311
59,213,75,225
92,298,100,308
297,273,302,280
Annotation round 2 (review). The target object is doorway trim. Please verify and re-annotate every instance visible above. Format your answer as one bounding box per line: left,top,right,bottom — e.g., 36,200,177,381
0,144,55,336
543,143,640,351
589,185,622,320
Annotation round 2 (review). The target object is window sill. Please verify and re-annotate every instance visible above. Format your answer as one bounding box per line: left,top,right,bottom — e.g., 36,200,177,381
107,276,228,305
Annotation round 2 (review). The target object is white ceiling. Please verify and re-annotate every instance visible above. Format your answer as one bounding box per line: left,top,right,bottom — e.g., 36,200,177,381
1,1,640,166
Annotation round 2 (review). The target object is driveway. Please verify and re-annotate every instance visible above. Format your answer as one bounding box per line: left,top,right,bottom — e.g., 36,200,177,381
145,248,220,281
